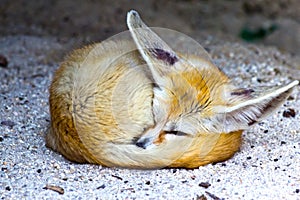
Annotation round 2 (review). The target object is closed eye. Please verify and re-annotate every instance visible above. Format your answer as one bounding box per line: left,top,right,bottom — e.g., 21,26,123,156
164,131,188,136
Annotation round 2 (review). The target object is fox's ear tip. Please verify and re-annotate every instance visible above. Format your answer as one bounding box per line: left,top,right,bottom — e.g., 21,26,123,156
279,80,299,96
291,80,299,87
127,10,139,17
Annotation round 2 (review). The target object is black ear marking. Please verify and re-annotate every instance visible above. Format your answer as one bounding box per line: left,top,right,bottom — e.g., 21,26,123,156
248,120,257,126
150,48,178,65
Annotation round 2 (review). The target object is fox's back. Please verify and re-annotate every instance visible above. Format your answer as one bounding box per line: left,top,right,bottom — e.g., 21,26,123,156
47,41,156,164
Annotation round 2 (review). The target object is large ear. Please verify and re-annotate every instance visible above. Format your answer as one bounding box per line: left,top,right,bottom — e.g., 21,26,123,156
127,10,185,84
206,81,299,133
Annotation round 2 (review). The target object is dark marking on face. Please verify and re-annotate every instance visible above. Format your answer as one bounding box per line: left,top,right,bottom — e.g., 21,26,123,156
231,89,254,96
165,130,187,136
132,136,140,144
150,48,178,65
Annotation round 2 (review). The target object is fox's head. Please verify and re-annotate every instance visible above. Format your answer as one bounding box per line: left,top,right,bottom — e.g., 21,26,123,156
127,10,298,149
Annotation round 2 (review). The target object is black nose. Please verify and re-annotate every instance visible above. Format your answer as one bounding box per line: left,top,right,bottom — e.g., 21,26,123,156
135,138,149,149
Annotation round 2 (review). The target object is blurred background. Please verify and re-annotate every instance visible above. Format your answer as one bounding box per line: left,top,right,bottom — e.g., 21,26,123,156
1,0,300,63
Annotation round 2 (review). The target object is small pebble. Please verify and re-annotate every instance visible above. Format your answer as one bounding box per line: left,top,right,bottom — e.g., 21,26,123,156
196,194,208,200
111,174,123,180
0,55,8,67
1,120,16,129
198,182,211,189
96,184,106,189
205,191,222,200
1,167,8,171
181,180,188,183
43,185,64,195
282,108,296,118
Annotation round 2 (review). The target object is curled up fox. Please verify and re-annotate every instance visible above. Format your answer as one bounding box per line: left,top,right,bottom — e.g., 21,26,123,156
46,10,299,169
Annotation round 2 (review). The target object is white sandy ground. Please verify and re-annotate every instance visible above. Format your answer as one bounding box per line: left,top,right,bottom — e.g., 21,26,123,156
0,35,299,200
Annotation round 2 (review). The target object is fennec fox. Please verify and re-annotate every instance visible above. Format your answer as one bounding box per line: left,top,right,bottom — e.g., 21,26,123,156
46,10,298,169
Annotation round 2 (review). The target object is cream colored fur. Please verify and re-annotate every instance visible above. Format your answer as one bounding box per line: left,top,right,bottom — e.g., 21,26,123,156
46,10,298,169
